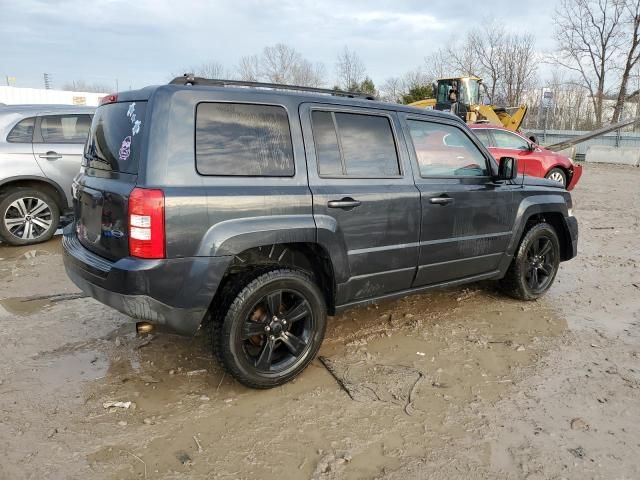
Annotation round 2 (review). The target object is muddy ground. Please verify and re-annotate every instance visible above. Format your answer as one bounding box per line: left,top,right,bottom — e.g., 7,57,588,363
0,163,639,480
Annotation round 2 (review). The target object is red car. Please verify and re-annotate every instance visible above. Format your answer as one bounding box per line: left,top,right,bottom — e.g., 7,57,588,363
469,124,583,190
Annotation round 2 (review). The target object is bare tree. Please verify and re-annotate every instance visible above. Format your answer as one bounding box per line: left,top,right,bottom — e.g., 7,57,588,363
379,68,434,104
468,24,505,103
237,55,261,81
423,50,453,81
447,35,483,78
193,61,225,78
262,44,299,84
236,44,326,87
534,69,595,130
402,68,430,90
335,47,366,90
499,33,538,105
379,77,404,103
291,59,326,87
61,80,112,93
612,0,640,122
553,0,626,126
171,61,227,80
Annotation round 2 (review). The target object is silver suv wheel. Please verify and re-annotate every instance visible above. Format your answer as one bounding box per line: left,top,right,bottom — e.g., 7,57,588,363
0,189,60,246
4,197,53,240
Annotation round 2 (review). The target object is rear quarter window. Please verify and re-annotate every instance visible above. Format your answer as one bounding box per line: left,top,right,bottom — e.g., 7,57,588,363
195,102,294,177
7,117,35,143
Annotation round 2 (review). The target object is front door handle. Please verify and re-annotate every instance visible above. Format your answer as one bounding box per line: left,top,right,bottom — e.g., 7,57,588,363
39,151,62,160
328,198,362,210
429,196,454,206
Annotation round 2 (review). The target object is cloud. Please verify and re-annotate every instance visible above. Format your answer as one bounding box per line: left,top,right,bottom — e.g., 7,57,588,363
0,0,560,89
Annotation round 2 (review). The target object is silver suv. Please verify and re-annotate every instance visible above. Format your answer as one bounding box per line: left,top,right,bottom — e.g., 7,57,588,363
0,105,94,245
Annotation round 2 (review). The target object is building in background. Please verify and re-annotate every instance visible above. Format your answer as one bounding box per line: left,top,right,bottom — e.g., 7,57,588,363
0,86,106,106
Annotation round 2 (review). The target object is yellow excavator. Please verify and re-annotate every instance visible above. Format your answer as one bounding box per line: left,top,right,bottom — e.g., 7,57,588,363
409,76,528,131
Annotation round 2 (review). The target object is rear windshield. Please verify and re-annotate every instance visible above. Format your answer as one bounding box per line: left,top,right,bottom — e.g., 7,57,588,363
84,101,147,174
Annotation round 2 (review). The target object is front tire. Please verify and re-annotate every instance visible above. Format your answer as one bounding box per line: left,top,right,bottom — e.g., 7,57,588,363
499,222,561,300
545,168,567,188
0,188,60,246
213,268,327,389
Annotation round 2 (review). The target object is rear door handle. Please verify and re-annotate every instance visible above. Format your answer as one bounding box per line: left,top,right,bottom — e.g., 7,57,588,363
39,151,62,160
328,198,362,209
429,196,454,206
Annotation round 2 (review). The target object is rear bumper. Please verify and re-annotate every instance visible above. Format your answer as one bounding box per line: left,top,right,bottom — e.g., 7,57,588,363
567,164,583,191
62,226,232,336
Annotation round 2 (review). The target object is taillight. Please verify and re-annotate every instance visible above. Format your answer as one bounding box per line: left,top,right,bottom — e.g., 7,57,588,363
99,93,118,105
128,188,165,259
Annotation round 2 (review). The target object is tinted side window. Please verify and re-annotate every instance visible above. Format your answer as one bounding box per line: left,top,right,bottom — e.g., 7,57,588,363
471,129,492,147
7,117,35,143
40,115,92,143
311,111,343,176
311,111,400,177
407,120,488,177
196,103,294,176
492,130,529,150
337,113,400,176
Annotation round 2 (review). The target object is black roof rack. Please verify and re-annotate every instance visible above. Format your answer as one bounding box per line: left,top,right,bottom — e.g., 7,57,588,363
168,74,376,100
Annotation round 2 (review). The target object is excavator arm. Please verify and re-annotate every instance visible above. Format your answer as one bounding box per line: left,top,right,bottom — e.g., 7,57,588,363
408,99,437,109
475,105,528,131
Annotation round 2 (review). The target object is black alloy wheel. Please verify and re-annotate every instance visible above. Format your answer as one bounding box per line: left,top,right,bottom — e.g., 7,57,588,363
213,268,327,388
499,222,561,300
523,234,557,294
239,289,315,373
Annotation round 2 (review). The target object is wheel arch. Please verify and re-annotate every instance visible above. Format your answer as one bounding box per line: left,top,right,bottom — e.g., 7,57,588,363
212,241,338,315
507,196,574,263
0,175,68,211
545,164,570,180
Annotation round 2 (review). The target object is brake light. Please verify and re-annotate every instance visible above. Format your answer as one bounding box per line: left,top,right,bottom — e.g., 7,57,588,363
128,188,165,259
99,93,118,105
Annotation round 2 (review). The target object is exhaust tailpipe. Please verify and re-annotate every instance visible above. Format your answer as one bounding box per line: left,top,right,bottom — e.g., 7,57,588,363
136,322,154,335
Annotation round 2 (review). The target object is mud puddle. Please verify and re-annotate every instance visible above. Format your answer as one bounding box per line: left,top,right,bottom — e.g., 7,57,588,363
71,287,566,479
0,292,86,316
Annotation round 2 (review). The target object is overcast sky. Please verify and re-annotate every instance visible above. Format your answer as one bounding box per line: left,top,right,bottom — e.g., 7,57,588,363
1,0,560,91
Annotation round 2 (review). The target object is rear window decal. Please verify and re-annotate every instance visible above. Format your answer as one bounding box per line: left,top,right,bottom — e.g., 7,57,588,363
126,102,142,136
119,136,131,162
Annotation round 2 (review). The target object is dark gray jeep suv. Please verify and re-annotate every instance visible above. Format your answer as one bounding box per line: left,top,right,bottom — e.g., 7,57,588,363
63,77,578,388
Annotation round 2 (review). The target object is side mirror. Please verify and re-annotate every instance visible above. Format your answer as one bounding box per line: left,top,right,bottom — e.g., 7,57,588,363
527,142,536,151
496,156,518,181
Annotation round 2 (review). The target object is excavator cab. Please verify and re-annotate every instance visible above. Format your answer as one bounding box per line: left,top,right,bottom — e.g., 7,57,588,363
433,76,482,120
408,75,528,131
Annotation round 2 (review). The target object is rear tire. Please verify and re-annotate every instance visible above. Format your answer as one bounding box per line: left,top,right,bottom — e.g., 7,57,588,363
545,168,567,188
499,222,560,300
0,188,59,246
212,268,327,389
